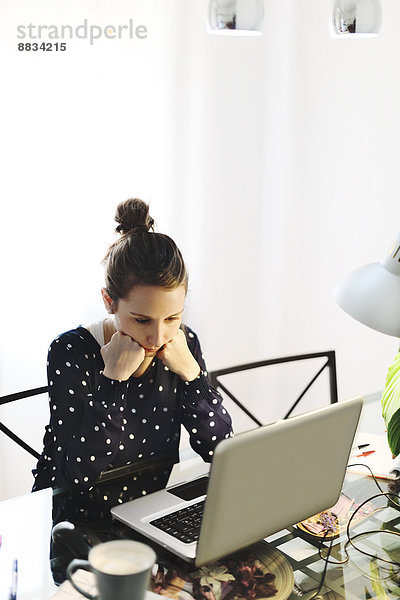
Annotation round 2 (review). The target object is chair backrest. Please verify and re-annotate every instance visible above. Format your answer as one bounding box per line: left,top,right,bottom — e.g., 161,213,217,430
0,386,48,459
209,351,338,430
0,386,50,500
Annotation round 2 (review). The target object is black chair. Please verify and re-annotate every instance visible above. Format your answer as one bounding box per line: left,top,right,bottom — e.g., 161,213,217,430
0,386,48,459
209,350,338,427
0,351,339,453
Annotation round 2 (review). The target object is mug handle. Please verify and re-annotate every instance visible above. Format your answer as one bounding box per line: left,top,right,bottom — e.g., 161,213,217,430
67,559,98,599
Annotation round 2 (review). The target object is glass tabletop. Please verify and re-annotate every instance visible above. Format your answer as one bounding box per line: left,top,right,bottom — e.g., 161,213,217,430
264,473,400,600
0,462,399,600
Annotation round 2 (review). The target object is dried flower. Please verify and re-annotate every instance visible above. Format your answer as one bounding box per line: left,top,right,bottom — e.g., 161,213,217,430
192,564,235,600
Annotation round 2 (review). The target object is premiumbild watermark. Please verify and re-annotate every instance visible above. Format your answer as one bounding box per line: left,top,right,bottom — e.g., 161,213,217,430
17,19,148,46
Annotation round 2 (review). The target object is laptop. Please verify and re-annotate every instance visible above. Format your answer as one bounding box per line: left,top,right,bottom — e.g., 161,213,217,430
111,397,363,566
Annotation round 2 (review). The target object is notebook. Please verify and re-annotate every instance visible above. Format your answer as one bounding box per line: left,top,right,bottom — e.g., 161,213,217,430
111,397,363,566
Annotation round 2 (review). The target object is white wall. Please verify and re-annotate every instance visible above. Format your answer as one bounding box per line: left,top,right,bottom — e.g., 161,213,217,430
167,0,400,392
1,0,399,500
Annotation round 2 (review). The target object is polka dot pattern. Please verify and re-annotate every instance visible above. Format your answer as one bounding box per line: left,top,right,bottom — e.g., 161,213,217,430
32,324,233,495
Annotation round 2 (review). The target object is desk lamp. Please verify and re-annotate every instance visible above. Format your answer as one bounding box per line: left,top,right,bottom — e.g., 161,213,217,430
333,232,400,457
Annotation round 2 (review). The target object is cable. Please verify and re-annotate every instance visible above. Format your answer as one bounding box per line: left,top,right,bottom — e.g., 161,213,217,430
307,530,335,600
297,463,400,598
347,462,389,494
342,463,400,567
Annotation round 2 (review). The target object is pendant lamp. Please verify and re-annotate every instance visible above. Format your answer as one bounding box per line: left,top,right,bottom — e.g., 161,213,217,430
208,0,264,35
331,0,382,36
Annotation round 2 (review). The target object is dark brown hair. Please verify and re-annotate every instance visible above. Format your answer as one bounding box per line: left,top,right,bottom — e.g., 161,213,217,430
103,198,188,303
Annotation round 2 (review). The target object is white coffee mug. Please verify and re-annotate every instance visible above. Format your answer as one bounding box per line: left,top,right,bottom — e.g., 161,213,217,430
67,539,156,600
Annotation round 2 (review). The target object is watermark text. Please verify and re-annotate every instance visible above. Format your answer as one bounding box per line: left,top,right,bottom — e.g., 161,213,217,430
17,19,147,46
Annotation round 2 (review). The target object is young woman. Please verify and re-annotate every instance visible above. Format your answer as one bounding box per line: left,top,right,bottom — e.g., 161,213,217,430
32,198,233,503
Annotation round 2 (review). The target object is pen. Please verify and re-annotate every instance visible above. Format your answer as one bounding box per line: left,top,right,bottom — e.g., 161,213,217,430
356,450,376,457
352,443,370,450
8,559,18,600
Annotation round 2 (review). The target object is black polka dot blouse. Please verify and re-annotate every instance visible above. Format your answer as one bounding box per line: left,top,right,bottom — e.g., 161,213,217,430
32,325,233,492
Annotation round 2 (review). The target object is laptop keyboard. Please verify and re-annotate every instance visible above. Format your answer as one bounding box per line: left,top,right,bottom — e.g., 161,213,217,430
150,500,205,543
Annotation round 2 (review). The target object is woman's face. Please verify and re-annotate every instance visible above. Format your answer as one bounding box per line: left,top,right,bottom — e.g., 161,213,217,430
103,285,186,357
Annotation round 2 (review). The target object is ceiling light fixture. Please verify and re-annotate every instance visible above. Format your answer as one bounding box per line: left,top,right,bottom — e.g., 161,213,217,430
208,0,264,36
331,0,382,37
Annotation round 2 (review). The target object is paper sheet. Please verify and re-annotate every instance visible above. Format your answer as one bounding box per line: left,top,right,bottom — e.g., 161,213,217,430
348,432,400,480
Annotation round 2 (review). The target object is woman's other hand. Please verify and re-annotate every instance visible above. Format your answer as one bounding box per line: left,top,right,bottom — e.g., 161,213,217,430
101,331,145,380
158,329,200,381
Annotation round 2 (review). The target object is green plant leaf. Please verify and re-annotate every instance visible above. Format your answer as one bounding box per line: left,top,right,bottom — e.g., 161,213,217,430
370,557,391,600
387,407,400,457
381,351,400,456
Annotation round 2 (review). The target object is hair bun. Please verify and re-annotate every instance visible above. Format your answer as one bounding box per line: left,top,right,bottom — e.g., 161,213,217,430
115,198,155,235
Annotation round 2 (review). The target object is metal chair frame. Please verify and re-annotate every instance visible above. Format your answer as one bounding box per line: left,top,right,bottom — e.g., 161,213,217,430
209,350,338,427
0,351,338,457
0,386,47,459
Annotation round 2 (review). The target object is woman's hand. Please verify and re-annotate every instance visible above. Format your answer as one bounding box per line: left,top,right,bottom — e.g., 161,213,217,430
158,329,200,381
101,331,145,381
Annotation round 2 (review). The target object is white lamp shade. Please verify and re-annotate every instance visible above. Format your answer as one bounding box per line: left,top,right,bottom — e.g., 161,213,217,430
333,233,400,337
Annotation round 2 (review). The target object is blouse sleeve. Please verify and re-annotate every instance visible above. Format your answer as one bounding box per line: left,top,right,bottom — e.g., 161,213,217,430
46,332,129,488
180,328,233,462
